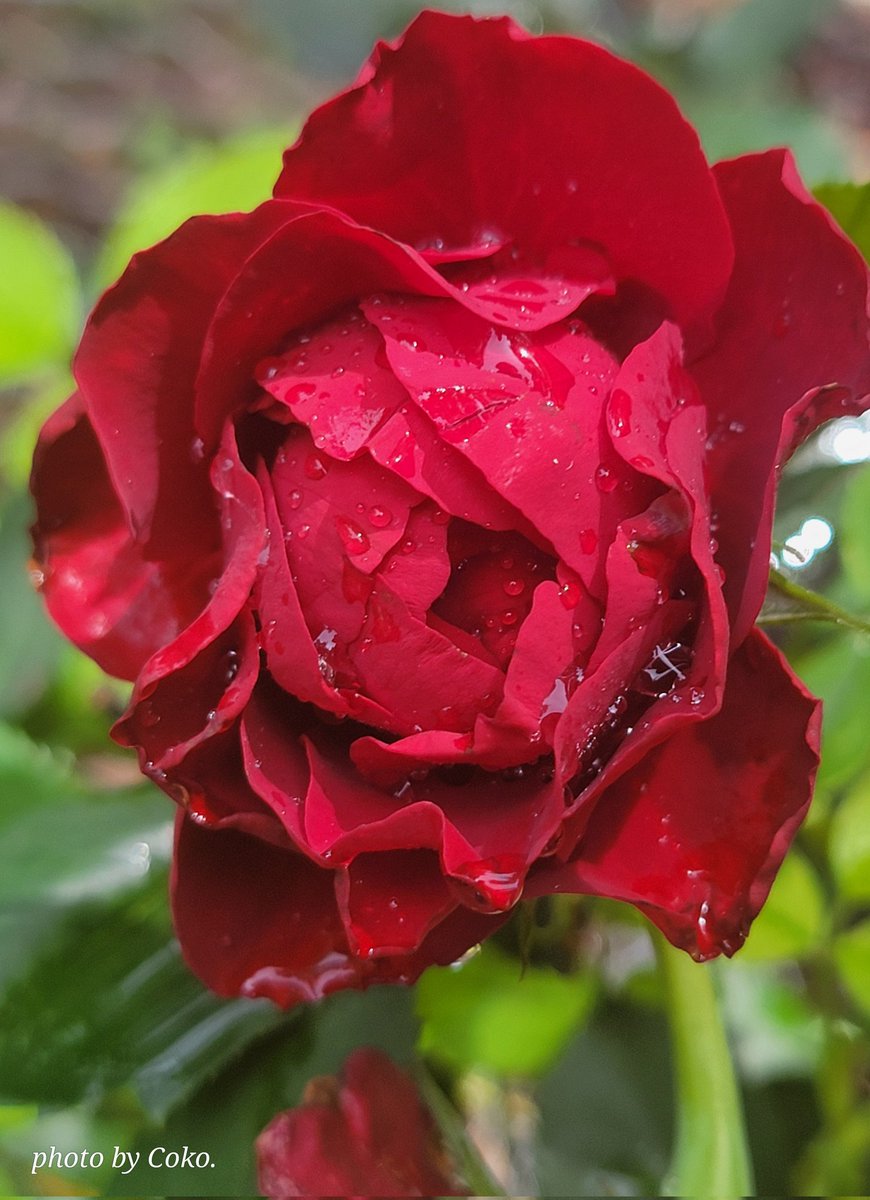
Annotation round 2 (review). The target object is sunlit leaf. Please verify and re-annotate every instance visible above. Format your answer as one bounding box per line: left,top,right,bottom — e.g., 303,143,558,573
793,634,870,813
814,181,870,264
416,943,596,1078
0,203,80,386
829,771,870,906
833,923,870,1022
838,464,870,601
739,849,826,961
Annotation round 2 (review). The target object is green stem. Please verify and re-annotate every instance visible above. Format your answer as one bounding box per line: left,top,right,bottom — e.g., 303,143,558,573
655,933,754,1198
413,1064,506,1196
767,567,870,636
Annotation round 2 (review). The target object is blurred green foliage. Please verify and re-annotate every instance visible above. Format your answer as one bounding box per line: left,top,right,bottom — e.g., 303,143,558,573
0,1,869,1195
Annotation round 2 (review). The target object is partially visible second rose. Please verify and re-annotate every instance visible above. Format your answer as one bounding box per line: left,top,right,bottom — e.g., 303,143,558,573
256,1048,469,1198
31,12,870,1006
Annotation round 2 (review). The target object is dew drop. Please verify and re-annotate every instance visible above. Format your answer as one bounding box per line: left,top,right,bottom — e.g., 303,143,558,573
559,581,581,609
579,528,598,555
368,504,392,528
304,453,328,480
335,517,371,556
609,388,632,437
503,578,525,596
594,464,619,493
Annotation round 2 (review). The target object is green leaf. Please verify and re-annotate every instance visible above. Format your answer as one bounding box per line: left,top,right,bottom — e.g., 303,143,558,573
814,181,870,264
93,126,294,290
838,464,870,601
535,1003,673,1194
0,491,64,718
739,849,826,961
833,922,870,1022
106,986,418,1196
719,960,824,1082
0,755,171,908
794,634,870,810
829,772,870,906
0,883,288,1114
0,203,80,386
416,943,596,1078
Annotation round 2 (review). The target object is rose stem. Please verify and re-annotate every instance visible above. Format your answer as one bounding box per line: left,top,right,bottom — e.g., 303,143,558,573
766,567,870,636
654,932,754,1198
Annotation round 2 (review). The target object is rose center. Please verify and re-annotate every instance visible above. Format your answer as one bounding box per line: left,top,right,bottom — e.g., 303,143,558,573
431,523,557,668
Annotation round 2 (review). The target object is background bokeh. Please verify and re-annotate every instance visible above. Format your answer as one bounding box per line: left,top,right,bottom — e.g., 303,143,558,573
1,1,869,1194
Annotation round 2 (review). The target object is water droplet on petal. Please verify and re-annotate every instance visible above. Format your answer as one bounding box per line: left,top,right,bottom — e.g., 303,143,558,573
335,517,371,556
594,464,619,493
304,453,328,480
559,581,581,609
368,504,392,528
609,388,632,437
579,528,598,555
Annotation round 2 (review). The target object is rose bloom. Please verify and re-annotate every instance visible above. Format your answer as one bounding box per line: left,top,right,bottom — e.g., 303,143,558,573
32,12,869,1005
256,1048,468,1197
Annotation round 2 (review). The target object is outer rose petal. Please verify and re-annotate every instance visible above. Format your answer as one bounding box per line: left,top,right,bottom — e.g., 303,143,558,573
31,396,214,680
74,203,297,554
694,150,870,644
275,11,733,331
256,1049,469,1198
530,629,820,958
172,815,504,1005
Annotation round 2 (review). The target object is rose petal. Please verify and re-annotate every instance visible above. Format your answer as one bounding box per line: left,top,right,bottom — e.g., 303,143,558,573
366,398,530,534
31,396,212,679
255,305,407,459
173,813,505,1006
336,850,455,956
172,814,369,1005
114,610,258,773
443,242,615,332
531,629,821,958
256,1048,469,1198
194,208,450,450
694,150,870,644
74,203,295,553
129,423,266,690
346,578,505,734
365,294,647,594
275,11,733,330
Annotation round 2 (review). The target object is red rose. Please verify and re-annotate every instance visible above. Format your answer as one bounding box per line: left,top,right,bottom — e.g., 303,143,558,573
256,1047,469,1197
32,12,869,1004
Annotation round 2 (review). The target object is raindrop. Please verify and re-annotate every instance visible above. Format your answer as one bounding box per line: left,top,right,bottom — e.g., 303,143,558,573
335,517,371,557
304,454,328,480
608,388,632,437
368,505,392,528
594,464,619,493
579,528,598,555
